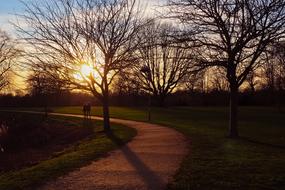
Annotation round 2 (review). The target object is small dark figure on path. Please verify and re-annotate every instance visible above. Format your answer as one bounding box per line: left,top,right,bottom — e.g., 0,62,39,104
83,103,91,119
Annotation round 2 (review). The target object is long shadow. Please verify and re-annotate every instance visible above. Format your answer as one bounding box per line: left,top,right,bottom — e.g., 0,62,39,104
82,118,93,128
240,137,285,149
106,131,165,190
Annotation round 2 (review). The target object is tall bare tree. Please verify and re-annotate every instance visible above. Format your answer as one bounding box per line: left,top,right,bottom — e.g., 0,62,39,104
18,0,144,131
260,41,285,110
263,41,285,91
134,22,196,106
184,71,205,93
0,30,19,91
245,70,258,93
27,70,67,96
208,67,229,92
168,0,285,138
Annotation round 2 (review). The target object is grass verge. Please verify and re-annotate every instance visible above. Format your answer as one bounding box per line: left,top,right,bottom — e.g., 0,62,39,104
0,114,136,190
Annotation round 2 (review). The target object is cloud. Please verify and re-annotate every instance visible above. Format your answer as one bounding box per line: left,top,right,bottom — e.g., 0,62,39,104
0,13,29,38
0,13,17,35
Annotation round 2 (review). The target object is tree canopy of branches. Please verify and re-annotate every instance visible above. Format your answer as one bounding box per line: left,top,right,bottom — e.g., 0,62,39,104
18,0,145,131
134,22,196,106
0,30,19,91
263,42,285,91
184,70,205,93
27,71,67,97
168,0,285,138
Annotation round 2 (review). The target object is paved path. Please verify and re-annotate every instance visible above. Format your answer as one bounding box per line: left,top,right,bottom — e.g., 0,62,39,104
10,112,188,190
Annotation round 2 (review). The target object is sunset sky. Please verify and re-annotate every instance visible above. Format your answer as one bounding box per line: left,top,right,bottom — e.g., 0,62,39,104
0,0,165,35
0,0,25,34
0,0,165,94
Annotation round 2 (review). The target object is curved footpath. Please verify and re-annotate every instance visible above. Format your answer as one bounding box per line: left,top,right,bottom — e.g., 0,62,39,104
29,112,188,190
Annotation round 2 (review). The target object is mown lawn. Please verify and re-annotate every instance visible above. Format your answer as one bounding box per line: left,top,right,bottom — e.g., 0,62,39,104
4,106,285,189
0,113,136,190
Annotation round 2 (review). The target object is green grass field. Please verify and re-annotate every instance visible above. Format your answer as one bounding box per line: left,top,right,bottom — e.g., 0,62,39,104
4,106,285,189
0,113,136,190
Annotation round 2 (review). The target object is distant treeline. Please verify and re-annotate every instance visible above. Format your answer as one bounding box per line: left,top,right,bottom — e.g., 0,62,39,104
1,89,284,108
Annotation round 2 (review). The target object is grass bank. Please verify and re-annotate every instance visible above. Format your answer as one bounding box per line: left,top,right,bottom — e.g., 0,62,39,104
0,113,136,190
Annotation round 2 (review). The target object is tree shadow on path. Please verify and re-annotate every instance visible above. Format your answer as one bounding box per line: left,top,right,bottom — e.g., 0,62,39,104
107,131,165,190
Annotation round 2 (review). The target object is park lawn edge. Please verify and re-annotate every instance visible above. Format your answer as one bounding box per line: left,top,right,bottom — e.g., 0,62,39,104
0,115,137,190
3,107,284,189
47,107,285,189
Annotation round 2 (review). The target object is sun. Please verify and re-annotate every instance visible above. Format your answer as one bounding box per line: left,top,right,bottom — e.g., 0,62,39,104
80,64,93,77
77,63,102,82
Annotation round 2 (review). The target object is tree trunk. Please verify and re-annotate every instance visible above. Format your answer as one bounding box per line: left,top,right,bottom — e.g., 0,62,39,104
229,84,239,138
102,94,111,132
101,71,111,132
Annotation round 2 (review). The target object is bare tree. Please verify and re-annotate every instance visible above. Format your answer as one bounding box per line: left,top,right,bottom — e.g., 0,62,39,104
135,22,196,106
260,41,285,110
27,70,67,97
27,69,68,116
0,30,19,91
168,0,285,138
18,0,144,131
184,71,205,93
112,71,141,96
208,67,229,92
264,42,285,91
244,69,260,93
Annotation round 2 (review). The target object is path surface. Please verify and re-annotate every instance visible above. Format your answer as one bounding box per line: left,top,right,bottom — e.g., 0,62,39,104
31,112,188,190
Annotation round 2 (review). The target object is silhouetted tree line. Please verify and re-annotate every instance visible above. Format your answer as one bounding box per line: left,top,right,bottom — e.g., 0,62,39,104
0,92,95,107
1,88,285,108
